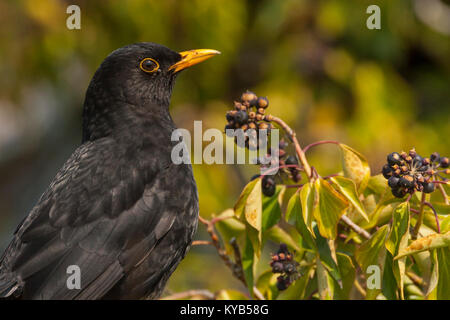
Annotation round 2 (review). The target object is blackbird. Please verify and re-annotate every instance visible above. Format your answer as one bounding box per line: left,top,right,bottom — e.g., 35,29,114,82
0,43,220,299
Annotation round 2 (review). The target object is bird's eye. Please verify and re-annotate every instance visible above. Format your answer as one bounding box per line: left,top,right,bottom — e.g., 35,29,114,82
139,58,159,73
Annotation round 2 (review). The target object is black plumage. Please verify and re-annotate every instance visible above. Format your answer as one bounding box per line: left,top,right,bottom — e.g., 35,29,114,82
0,43,219,299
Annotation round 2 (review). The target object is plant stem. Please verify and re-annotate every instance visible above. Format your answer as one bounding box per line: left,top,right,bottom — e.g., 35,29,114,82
160,289,216,300
269,115,373,239
270,116,312,179
197,215,265,300
341,215,371,239
412,193,426,240
436,182,449,205
303,140,340,153
424,202,440,233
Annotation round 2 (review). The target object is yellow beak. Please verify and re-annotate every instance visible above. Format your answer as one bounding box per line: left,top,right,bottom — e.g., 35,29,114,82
169,49,221,73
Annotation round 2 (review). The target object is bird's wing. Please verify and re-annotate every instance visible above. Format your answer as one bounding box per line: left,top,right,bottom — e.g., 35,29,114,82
0,137,178,299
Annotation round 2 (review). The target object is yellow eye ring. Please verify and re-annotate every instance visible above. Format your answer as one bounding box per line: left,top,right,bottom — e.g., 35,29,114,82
139,58,160,73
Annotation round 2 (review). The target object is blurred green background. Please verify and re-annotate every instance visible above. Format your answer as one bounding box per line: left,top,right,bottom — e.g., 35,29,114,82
0,0,449,297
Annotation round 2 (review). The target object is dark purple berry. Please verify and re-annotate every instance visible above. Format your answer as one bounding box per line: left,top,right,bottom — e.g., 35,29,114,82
399,175,415,188
285,156,298,165
391,187,407,198
387,152,402,166
440,157,449,168
276,277,289,291
422,182,435,194
430,152,440,163
284,263,296,274
234,111,248,125
382,164,393,179
277,243,288,254
272,262,284,273
262,175,276,197
388,176,400,188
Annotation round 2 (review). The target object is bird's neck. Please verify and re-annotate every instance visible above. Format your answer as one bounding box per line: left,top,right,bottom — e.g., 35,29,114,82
81,98,175,144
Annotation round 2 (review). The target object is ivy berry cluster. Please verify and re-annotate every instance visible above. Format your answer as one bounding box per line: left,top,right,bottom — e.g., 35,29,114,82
225,91,274,150
269,243,300,291
259,140,302,197
382,149,449,198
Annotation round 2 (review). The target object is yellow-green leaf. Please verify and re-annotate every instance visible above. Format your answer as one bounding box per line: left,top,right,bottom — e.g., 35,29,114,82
339,143,371,192
234,178,260,219
330,176,369,222
300,182,316,235
316,256,335,300
313,179,349,239
262,185,285,232
395,231,450,260
244,178,262,231
385,202,410,300
355,225,389,299
287,191,316,250
215,209,245,254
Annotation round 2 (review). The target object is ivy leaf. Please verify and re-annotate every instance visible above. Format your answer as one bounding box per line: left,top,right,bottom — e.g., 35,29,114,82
428,248,450,299
314,226,342,287
234,178,260,220
300,182,316,235
336,252,356,299
242,233,257,297
255,270,277,300
286,191,316,250
330,176,369,222
355,225,389,299
234,178,263,256
395,231,450,260
244,178,263,232
385,202,410,300
316,256,335,300
262,185,285,232
277,266,314,300
436,248,450,299
313,179,349,239
215,209,245,254
264,224,302,253
339,143,371,193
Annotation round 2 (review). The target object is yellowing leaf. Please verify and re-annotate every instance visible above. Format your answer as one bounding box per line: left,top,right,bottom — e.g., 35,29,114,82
244,178,262,231
385,202,410,300
316,256,335,300
262,185,285,232
330,176,369,222
287,191,316,250
313,179,349,239
300,182,316,235
234,178,259,219
339,143,371,192
355,225,389,299
395,231,450,260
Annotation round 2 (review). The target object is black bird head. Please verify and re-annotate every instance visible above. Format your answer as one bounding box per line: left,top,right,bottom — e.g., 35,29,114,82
82,42,220,142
